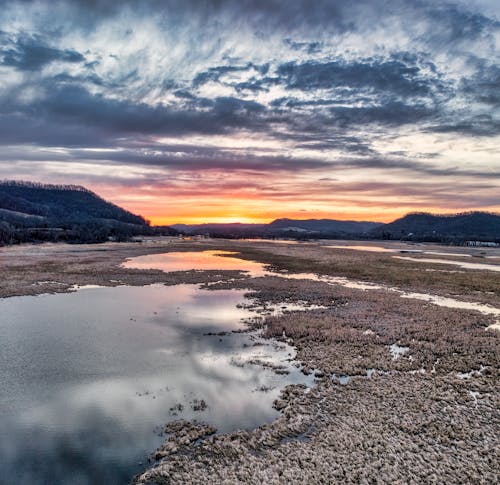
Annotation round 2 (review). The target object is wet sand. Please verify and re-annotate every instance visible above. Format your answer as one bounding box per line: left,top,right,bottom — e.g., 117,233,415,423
1,238,498,484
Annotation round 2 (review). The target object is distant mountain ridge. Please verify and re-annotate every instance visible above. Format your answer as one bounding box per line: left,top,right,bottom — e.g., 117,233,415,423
268,218,382,234
1,180,498,244
173,218,383,237
173,212,500,242
171,223,267,237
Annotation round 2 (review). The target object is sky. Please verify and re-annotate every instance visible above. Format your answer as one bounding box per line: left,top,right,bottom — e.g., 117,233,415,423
0,0,499,224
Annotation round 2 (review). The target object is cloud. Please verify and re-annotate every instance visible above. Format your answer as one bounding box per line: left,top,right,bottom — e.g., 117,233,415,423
0,32,85,71
276,58,432,96
0,0,498,218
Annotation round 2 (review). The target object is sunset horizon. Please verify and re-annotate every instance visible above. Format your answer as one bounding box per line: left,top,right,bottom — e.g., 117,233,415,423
6,176,499,226
1,2,499,483
0,0,498,225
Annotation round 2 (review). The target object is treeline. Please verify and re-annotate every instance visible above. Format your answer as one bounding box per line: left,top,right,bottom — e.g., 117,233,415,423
0,180,93,192
0,220,143,245
0,219,179,245
376,231,500,244
370,211,500,243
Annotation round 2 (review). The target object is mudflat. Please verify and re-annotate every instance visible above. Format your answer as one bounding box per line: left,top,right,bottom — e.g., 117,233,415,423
1,238,499,484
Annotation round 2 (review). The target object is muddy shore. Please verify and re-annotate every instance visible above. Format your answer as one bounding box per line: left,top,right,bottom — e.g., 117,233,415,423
1,238,498,484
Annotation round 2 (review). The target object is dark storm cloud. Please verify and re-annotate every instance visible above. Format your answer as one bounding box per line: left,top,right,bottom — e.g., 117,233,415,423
16,0,496,46
193,53,449,98
284,39,323,54
422,2,500,44
0,143,331,172
335,157,500,178
184,53,452,132
0,32,85,71
2,140,497,180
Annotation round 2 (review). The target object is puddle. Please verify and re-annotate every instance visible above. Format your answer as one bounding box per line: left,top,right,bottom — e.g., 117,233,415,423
123,250,269,276
239,239,300,245
331,374,351,385
324,245,483,259
249,301,328,316
456,365,487,379
423,251,472,258
389,344,410,360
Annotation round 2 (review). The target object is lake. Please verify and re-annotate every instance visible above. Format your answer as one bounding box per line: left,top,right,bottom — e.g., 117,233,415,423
0,282,310,484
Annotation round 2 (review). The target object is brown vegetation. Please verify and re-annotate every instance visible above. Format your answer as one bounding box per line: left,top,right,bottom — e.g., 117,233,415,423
1,238,498,484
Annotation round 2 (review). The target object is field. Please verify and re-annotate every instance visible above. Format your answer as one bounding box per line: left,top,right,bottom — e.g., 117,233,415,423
1,238,499,484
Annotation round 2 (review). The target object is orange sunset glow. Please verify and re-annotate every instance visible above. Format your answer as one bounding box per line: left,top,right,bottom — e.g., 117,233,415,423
0,0,498,226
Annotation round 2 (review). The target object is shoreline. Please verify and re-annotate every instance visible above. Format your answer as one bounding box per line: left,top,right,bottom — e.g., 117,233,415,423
1,239,498,483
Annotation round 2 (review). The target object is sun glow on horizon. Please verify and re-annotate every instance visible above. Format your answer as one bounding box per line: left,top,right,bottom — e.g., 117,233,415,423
0,0,499,234
144,206,498,226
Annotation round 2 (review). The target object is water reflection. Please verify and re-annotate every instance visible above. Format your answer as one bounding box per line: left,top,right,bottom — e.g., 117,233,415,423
125,250,500,331
123,250,269,276
123,251,383,289
0,284,310,485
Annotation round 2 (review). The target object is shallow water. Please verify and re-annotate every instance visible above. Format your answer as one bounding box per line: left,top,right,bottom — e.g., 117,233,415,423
389,344,410,360
394,256,500,272
124,251,384,291
125,250,500,331
0,284,311,485
324,244,488,259
399,292,500,330
123,250,269,276
239,238,300,244
325,244,397,253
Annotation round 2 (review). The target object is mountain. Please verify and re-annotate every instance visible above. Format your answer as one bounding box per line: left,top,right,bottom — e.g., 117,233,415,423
172,219,382,238
171,223,267,237
4,182,496,245
172,213,500,243
267,218,382,235
371,212,500,242
0,180,155,244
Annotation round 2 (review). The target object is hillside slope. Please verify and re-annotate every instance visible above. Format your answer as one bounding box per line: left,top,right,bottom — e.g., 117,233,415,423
0,181,151,244
371,212,500,242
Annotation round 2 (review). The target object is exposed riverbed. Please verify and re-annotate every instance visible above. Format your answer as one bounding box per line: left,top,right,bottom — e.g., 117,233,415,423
1,239,498,484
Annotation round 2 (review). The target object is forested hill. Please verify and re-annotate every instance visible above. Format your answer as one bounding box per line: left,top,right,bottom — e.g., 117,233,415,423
0,180,153,244
370,212,500,242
